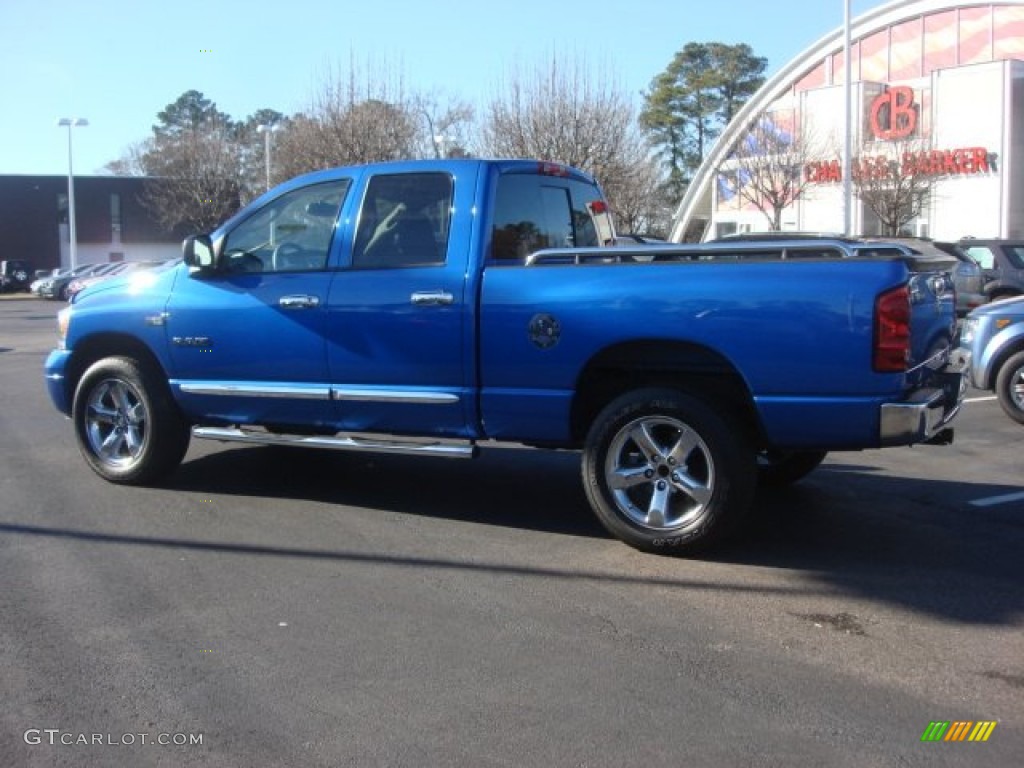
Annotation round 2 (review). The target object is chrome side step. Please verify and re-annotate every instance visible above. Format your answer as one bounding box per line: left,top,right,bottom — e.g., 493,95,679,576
192,426,477,459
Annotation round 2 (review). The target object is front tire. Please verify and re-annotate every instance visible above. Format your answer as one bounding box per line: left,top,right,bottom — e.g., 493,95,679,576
72,356,190,484
582,388,756,554
995,350,1024,425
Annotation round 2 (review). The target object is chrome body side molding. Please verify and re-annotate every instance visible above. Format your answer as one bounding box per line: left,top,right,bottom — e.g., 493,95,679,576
192,426,476,459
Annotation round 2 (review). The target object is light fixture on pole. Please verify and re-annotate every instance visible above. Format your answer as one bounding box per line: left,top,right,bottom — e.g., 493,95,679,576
842,0,853,236
256,124,282,191
57,117,89,270
433,134,454,159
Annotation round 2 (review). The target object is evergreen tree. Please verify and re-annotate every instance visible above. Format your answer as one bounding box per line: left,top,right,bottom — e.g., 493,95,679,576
641,42,767,204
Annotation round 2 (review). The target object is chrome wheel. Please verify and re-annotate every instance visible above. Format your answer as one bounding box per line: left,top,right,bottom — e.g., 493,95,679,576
85,378,148,467
73,356,190,484
605,414,714,532
583,389,755,553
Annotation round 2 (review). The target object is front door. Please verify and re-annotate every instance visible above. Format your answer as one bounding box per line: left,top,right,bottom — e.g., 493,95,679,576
165,179,350,427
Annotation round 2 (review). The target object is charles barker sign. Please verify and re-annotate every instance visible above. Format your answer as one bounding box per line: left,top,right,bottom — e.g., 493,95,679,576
805,86,996,183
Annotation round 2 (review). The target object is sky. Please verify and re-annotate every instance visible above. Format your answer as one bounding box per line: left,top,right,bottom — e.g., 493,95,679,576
0,0,885,176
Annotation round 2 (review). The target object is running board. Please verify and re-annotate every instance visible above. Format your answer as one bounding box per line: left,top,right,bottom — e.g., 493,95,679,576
192,426,477,459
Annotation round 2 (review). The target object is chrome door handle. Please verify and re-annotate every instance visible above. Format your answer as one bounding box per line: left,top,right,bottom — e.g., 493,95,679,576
279,295,320,309
410,290,454,306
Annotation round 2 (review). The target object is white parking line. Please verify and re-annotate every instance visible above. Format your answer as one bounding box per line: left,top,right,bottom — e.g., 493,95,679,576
964,395,998,403
969,491,1024,508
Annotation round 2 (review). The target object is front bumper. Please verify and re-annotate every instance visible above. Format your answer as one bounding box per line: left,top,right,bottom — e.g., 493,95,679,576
879,349,970,446
44,348,73,416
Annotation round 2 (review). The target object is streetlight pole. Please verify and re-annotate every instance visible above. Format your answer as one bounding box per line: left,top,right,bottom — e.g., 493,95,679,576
256,124,281,191
842,0,853,236
57,117,88,270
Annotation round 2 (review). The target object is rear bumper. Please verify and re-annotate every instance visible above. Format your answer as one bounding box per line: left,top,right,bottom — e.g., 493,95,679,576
879,349,970,446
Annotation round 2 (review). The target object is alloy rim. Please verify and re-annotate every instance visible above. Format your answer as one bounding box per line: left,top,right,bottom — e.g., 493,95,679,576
85,378,147,467
605,415,714,531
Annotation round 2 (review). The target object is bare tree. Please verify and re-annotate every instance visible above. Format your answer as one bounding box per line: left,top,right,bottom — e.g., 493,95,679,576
140,121,242,233
852,139,938,236
103,140,152,176
273,62,421,179
480,55,666,234
415,94,474,158
717,111,820,231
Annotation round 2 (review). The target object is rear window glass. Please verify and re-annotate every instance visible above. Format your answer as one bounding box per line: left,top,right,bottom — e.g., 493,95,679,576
490,174,607,263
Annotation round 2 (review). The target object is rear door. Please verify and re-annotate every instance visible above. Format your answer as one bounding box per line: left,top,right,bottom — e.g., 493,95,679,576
324,168,477,437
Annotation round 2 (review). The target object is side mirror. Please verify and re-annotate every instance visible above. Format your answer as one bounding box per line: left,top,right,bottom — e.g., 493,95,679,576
183,234,216,271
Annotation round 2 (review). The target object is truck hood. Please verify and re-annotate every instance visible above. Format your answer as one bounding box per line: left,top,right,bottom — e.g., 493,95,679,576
73,263,181,305
968,293,1024,318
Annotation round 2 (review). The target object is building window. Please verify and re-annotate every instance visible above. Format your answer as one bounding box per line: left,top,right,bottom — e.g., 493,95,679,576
111,193,122,244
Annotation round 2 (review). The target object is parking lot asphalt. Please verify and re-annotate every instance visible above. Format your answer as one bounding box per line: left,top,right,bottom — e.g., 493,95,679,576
1,299,1021,767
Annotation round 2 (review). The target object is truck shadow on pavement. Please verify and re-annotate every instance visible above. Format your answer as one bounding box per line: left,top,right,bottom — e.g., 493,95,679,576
157,443,1024,625
169,443,607,538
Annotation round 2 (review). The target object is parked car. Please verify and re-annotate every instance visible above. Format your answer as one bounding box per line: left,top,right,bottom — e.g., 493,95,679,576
867,238,987,317
46,263,115,301
959,294,1024,424
613,233,666,245
30,269,61,296
0,259,33,293
958,238,1024,301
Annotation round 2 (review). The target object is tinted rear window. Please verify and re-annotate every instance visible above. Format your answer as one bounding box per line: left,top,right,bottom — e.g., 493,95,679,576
490,174,607,263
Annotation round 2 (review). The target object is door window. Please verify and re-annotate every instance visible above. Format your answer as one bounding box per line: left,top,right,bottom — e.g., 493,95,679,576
352,173,453,268
963,246,996,270
221,180,350,273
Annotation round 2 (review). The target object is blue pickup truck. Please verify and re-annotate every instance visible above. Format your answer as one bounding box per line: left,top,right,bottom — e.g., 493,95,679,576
45,159,968,553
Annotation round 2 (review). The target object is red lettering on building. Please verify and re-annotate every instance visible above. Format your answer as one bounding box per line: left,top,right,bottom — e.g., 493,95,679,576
869,86,918,140
804,160,841,183
805,148,992,184
972,147,989,173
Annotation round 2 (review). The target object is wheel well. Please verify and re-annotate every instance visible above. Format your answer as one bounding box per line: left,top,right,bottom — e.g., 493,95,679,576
66,334,167,404
989,341,1024,387
991,291,1021,302
570,341,763,446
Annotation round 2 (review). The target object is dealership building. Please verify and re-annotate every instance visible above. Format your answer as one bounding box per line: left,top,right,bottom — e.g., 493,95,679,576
671,0,1024,242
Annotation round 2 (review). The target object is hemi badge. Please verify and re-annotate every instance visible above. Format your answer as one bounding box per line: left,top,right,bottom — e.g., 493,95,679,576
145,312,170,326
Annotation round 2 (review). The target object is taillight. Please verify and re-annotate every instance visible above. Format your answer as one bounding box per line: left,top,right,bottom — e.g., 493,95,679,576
537,162,569,177
874,285,910,372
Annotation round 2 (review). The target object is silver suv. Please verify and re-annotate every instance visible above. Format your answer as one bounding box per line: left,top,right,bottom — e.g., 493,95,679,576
959,295,1024,424
959,239,1024,302
874,238,987,317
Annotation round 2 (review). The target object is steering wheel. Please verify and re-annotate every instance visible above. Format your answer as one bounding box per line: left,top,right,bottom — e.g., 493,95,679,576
271,242,305,271
362,202,407,259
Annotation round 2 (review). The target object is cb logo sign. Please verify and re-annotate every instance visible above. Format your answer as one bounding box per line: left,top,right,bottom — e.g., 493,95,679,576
869,86,918,140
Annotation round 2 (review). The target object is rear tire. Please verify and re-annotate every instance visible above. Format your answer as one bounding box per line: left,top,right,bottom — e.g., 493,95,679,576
582,388,756,554
72,356,190,484
995,350,1024,425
